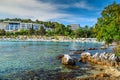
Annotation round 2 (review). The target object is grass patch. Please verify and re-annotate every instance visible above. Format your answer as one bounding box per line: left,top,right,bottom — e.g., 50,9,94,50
115,53,120,57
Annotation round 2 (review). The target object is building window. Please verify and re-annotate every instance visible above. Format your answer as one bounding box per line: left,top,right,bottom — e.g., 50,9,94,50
10,25,13,30
15,26,18,30
6,25,9,30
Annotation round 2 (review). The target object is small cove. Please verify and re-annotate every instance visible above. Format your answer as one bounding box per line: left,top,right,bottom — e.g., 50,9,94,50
0,41,113,79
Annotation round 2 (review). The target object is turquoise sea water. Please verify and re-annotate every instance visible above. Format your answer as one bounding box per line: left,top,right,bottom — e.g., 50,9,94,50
0,41,113,79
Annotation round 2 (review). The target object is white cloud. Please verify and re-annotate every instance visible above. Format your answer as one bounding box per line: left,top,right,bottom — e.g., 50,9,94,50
0,0,70,21
0,0,97,26
74,1,95,10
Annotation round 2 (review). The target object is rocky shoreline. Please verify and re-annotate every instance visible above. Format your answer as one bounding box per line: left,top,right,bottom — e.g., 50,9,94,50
0,36,101,43
57,51,120,80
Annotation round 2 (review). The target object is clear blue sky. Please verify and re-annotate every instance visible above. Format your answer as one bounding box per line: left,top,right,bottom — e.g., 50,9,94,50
0,0,119,27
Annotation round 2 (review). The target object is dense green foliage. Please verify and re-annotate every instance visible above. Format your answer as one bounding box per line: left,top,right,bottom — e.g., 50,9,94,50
39,26,46,36
28,27,35,35
74,26,95,38
94,2,120,44
0,29,6,35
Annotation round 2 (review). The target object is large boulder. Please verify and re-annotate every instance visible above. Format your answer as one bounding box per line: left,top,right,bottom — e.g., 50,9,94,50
62,54,75,65
80,52,91,63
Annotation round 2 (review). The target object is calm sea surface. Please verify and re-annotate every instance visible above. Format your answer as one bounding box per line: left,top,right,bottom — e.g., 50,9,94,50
0,41,113,79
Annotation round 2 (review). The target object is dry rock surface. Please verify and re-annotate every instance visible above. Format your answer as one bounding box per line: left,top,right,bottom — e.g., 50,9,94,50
77,52,120,80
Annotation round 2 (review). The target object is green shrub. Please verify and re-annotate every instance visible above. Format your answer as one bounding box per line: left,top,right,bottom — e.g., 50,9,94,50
113,45,120,56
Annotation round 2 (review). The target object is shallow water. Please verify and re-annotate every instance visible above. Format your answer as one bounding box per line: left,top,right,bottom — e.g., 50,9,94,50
0,41,113,79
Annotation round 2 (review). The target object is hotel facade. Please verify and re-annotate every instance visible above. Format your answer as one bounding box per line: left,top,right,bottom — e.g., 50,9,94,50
0,21,45,31
70,24,80,30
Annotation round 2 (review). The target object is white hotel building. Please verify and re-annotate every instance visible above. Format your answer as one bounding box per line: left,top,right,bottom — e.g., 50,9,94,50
0,21,45,31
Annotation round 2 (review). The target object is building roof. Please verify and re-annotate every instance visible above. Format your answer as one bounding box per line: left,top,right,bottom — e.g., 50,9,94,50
3,21,21,23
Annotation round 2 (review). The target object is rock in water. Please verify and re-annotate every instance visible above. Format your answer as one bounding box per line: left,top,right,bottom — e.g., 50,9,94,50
81,52,91,56
56,54,64,60
62,54,75,65
88,48,97,50
100,46,107,50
